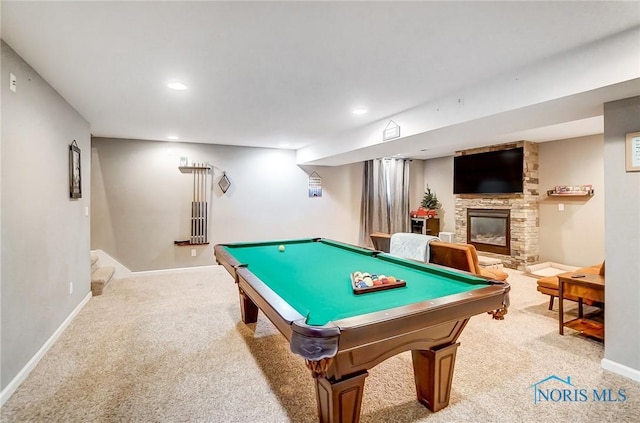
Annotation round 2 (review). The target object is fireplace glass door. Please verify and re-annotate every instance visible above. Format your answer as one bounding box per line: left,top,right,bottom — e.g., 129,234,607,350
467,208,510,255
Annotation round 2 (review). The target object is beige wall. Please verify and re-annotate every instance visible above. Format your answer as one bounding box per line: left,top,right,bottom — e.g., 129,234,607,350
1,42,91,391
408,159,426,218
92,138,365,271
422,156,455,234
538,135,605,267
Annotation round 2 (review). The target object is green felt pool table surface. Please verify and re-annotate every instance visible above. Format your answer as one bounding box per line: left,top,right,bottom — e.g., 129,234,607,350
221,237,495,326
215,237,510,419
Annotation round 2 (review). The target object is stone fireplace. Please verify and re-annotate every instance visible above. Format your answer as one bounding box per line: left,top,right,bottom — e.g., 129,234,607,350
467,208,510,255
454,141,539,270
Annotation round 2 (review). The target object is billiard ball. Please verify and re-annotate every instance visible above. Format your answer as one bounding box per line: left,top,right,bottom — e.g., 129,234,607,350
278,245,285,252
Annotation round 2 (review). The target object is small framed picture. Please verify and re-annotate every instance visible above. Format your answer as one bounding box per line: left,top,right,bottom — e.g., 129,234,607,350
69,140,82,199
626,131,640,172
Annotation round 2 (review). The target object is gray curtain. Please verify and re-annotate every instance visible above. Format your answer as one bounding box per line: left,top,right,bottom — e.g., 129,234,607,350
360,158,411,247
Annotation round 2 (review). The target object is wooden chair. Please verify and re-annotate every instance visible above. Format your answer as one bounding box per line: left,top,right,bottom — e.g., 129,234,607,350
429,241,509,281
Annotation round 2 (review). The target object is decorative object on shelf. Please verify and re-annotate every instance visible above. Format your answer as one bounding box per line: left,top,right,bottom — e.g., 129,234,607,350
421,186,440,209
180,156,188,166
308,171,322,197
411,209,437,218
411,186,440,218
218,172,231,194
546,185,594,196
383,120,400,141
626,131,640,172
69,140,82,199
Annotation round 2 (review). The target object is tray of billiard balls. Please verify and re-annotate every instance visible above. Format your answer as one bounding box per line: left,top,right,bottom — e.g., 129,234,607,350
351,271,406,294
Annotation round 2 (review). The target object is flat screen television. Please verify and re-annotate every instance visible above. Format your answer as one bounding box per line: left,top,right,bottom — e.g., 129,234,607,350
453,147,524,194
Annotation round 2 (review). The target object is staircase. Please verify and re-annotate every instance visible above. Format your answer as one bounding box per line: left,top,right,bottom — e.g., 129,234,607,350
91,252,115,296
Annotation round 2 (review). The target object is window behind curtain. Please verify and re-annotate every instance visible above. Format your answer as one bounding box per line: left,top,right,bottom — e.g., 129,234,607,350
360,158,410,246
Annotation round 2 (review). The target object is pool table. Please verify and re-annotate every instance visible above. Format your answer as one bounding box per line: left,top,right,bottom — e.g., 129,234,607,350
214,238,510,422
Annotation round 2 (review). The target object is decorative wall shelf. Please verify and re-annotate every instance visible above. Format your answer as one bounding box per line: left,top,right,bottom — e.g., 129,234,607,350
546,190,594,197
179,165,211,174
174,240,210,246
546,185,594,197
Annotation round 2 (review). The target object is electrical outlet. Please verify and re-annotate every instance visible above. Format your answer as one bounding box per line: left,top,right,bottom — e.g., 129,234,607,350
191,249,196,257
558,203,564,211
10,73,16,92
69,282,73,294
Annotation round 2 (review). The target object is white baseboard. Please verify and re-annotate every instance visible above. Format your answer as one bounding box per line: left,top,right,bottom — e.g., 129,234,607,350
0,292,92,407
601,358,640,383
132,264,218,276
92,249,131,279
92,250,215,277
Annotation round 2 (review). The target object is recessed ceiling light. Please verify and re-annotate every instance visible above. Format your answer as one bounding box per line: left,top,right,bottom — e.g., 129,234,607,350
279,143,290,148
352,108,368,115
167,82,188,90
167,135,179,140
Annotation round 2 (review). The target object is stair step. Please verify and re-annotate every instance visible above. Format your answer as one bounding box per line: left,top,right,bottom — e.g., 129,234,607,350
91,266,115,296
90,252,99,274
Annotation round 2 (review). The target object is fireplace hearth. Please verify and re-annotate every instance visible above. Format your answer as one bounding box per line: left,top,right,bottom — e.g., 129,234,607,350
467,208,510,255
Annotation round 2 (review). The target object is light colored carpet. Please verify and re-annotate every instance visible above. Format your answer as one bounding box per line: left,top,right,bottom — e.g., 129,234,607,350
1,266,638,422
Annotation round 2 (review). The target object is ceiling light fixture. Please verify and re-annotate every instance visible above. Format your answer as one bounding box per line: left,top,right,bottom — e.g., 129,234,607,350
352,108,368,115
167,135,179,140
167,82,188,90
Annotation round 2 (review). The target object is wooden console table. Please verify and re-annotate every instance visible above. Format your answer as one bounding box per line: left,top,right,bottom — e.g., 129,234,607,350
411,217,440,236
557,272,605,341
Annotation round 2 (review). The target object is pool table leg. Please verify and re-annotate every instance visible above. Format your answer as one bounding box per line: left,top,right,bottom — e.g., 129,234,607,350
238,288,259,324
314,371,368,423
411,342,460,412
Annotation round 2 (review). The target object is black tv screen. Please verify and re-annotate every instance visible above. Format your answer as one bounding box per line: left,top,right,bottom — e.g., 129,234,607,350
453,148,524,194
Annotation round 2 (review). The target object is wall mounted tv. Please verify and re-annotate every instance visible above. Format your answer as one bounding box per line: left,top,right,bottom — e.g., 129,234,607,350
453,147,524,194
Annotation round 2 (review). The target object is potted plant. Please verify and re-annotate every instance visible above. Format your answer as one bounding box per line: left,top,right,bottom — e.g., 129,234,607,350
411,186,440,218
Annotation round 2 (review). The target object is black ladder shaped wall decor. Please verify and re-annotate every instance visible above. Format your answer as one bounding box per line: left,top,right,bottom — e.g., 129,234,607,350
176,163,211,245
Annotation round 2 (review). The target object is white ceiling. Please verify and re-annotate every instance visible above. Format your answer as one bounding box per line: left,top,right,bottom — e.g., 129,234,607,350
2,1,640,165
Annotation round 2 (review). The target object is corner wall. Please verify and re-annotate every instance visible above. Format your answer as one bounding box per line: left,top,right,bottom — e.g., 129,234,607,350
603,96,640,379
1,41,91,391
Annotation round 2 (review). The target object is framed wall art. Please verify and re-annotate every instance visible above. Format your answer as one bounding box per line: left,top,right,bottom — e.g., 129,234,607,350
626,131,640,172
69,140,82,198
